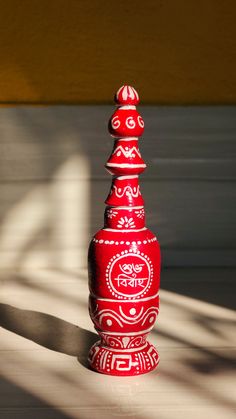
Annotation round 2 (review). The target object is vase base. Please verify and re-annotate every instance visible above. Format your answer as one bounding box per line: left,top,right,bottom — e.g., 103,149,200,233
88,340,159,376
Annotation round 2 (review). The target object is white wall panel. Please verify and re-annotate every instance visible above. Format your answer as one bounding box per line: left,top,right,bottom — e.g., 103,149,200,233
0,106,235,268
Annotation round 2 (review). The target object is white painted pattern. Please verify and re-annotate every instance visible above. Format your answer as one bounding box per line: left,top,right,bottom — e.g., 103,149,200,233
103,227,147,232
106,209,118,219
126,86,135,100
140,307,159,325
125,116,136,129
111,354,138,371
116,85,139,103
89,342,159,374
115,85,124,99
108,255,151,297
108,206,144,210
113,145,141,158
117,216,136,229
92,236,157,245
106,162,146,168
147,346,159,366
111,115,121,129
100,334,146,349
92,305,158,328
100,349,109,370
106,251,154,299
111,114,143,131
111,115,142,132
118,105,136,110
137,115,144,128
119,306,144,320
113,184,141,198
96,291,159,303
99,326,154,337
116,175,138,180
135,208,145,219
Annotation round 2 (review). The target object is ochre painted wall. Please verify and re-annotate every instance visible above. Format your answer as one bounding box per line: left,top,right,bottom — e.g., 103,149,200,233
0,0,236,104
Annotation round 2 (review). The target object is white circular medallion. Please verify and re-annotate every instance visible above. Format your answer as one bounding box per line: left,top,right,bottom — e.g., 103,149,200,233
106,252,153,299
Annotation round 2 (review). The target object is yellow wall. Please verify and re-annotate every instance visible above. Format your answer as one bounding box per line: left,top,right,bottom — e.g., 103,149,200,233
0,0,236,104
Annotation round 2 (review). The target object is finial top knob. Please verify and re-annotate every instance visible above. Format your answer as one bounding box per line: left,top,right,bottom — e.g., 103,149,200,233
115,85,140,106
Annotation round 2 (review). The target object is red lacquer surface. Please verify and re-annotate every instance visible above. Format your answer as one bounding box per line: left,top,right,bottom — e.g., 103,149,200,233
88,85,161,375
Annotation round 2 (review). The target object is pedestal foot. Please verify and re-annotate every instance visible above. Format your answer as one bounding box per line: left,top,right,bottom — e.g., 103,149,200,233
88,340,159,376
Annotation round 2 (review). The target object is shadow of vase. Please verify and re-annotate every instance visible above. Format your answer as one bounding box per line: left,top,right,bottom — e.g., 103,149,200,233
0,303,98,369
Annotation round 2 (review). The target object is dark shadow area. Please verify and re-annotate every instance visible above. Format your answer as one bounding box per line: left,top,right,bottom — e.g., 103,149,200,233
0,376,72,419
161,267,236,310
0,303,98,369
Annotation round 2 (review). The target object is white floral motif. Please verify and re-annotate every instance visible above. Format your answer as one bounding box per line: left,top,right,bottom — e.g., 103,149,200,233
117,217,136,229
135,208,145,219
106,209,118,219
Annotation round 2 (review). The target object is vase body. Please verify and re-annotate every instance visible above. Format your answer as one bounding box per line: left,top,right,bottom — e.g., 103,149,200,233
88,85,161,376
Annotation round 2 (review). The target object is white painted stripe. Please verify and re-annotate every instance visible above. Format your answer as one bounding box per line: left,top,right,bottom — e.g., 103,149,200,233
103,343,148,353
102,350,109,369
117,105,136,110
116,175,138,180
116,85,124,98
123,86,128,100
140,352,146,368
99,350,106,369
128,86,134,100
106,206,144,210
106,163,146,168
91,292,159,303
92,236,157,244
104,227,147,232
138,352,143,370
148,348,154,366
99,327,153,336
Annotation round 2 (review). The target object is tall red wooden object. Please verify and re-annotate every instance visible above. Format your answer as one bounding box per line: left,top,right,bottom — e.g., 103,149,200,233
88,85,161,375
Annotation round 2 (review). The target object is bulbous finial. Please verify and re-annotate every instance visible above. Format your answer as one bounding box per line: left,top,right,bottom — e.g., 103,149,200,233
115,85,140,106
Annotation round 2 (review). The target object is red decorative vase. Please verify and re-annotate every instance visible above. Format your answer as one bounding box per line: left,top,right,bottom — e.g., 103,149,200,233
88,85,161,376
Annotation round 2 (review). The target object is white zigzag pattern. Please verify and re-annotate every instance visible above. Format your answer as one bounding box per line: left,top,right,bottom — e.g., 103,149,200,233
113,145,141,158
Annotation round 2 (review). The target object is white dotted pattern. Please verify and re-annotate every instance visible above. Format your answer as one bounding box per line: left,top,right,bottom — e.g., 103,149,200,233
92,237,157,245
